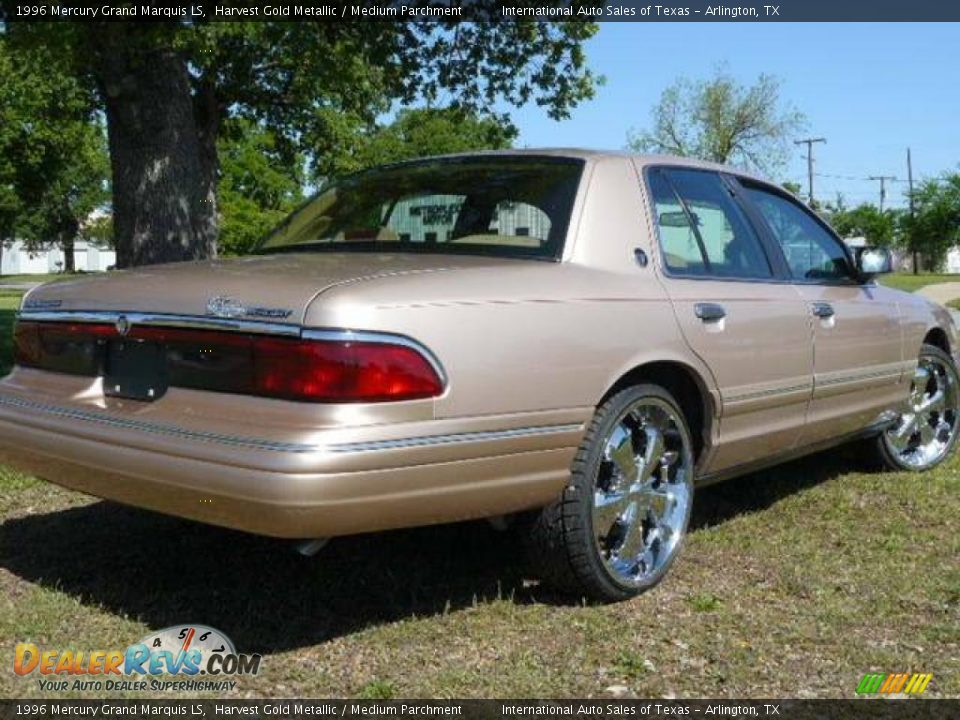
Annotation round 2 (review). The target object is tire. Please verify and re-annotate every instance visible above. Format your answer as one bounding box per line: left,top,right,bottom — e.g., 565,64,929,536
525,384,695,602
867,343,960,472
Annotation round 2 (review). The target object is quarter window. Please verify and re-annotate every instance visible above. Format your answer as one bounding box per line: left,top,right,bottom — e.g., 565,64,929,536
742,186,852,281
649,169,772,279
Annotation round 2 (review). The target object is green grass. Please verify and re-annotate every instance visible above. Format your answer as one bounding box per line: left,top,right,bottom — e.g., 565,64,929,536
0,286,957,699
688,591,722,613
879,272,960,293
0,448,956,699
0,272,102,286
0,291,21,376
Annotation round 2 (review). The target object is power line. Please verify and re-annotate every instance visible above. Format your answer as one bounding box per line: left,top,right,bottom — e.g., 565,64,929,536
814,172,907,183
794,137,827,205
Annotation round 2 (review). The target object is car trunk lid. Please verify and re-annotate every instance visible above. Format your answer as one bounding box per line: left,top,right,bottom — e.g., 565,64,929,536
21,252,507,324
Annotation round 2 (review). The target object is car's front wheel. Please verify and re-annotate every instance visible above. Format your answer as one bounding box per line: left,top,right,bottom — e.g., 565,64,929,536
526,384,695,602
871,343,960,471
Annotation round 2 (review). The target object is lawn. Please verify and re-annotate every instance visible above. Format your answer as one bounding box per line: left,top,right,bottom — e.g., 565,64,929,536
0,288,957,700
0,272,101,286
879,272,960,293
0,291,21,376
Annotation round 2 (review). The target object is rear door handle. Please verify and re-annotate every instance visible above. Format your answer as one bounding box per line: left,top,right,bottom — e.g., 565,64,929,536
812,302,835,319
694,303,726,322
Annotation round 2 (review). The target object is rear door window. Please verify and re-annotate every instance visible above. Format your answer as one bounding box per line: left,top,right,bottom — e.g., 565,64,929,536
649,168,773,279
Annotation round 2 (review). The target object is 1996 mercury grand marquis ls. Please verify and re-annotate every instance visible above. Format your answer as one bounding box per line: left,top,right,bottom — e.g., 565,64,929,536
1,150,957,601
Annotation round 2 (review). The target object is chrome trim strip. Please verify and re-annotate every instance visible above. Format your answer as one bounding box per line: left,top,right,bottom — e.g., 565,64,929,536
0,394,579,456
726,366,907,404
726,383,810,403
328,424,582,454
16,310,301,337
0,395,312,453
816,369,902,387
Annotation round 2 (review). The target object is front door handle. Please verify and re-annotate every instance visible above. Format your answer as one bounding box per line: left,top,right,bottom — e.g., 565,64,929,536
812,302,835,319
694,303,727,322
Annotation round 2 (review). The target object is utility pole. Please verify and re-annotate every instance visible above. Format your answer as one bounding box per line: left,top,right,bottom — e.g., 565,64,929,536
907,148,918,274
794,137,827,206
868,174,896,212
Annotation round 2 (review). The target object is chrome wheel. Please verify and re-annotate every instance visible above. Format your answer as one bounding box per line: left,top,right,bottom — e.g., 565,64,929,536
591,397,693,587
885,354,960,469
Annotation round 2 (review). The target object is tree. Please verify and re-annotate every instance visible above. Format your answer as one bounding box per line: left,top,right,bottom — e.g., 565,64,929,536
827,203,899,247
629,68,805,175
781,181,803,197
217,107,515,257
902,173,960,271
0,34,108,273
81,213,114,249
6,21,598,267
217,118,305,257
353,107,516,170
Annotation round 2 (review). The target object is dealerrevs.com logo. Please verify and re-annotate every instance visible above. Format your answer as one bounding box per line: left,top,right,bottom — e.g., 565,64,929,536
14,625,261,693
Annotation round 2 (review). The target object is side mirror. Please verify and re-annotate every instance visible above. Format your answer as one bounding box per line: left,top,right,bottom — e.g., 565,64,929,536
855,247,893,278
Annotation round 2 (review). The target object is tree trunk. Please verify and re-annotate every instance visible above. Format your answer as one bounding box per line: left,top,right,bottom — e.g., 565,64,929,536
193,78,221,260
89,24,217,268
61,232,76,273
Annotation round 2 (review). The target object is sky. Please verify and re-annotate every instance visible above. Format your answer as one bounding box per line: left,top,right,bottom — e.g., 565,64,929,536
506,22,959,209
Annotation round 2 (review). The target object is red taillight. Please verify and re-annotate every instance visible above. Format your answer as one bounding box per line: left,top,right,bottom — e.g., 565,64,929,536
12,321,444,403
13,321,113,375
252,337,443,402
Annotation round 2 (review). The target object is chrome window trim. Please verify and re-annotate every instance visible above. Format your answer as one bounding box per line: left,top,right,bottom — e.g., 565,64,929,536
0,394,578,456
13,311,448,386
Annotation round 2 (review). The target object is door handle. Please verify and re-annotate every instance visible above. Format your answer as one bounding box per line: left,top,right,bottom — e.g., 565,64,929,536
811,302,835,319
694,303,726,322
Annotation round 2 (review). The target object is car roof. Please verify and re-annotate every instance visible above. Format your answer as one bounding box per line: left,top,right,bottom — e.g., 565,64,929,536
407,148,771,185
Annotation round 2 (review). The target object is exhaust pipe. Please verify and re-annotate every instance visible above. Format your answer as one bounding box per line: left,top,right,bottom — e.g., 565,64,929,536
294,538,329,557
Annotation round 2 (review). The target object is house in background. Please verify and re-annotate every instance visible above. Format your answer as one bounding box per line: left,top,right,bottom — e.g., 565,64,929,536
1,239,116,275
944,248,960,273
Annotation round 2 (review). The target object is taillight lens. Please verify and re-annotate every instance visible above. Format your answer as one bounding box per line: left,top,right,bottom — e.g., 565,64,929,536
251,337,444,402
12,321,444,403
13,321,113,375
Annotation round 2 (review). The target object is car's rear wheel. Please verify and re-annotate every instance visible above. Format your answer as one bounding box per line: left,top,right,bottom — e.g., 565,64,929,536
526,384,694,602
871,344,960,471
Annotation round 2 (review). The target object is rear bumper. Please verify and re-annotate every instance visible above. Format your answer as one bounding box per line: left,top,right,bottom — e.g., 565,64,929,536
0,388,585,539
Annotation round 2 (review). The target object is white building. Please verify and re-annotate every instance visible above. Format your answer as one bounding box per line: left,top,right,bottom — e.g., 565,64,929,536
1,240,116,275
944,248,960,274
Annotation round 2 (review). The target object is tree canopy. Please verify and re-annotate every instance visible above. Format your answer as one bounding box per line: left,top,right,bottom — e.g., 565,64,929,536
217,118,306,257
629,68,805,175
826,202,899,247
0,34,108,271
5,21,598,266
217,107,516,257
902,173,960,271
352,107,516,171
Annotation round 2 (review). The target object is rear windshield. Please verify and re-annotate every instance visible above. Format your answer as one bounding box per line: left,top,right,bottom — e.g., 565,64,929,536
257,156,584,260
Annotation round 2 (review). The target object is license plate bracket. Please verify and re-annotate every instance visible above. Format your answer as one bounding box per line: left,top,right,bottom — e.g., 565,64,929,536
104,340,168,401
